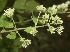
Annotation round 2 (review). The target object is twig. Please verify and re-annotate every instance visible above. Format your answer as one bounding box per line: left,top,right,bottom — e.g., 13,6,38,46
63,12,70,13
0,28,25,33
0,24,47,33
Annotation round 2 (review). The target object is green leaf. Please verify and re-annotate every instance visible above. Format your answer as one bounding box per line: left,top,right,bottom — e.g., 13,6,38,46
24,26,38,36
24,26,33,34
16,14,25,25
0,20,14,28
4,22,14,28
6,32,16,39
32,17,38,25
13,0,26,9
0,15,14,28
25,0,39,12
13,0,39,12
0,15,6,19
0,0,8,12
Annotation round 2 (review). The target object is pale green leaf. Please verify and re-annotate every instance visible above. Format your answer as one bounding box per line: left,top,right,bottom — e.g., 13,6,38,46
5,22,14,28
0,15,14,28
6,32,16,39
24,26,33,33
32,17,38,25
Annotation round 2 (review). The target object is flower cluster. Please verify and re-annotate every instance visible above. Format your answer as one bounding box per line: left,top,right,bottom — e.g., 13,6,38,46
47,5,57,15
36,1,70,14
30,27,38,36
50,15,63,25
47,25,64,35
65,1,70,5
36,5,46,12
20,37,31,48
37,12,64,35
56,25,64,35
57,1,70,13
39,13,49,24
47,26,56,34
3,8,15,18
35,1,70,35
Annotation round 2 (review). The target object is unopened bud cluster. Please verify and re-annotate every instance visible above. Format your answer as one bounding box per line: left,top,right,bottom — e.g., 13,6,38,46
3,8,15,18
20,37,31,48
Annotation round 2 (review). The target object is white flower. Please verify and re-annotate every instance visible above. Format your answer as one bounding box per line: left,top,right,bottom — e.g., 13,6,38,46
36,5,46,12
57,19,63,24
51,15,63,25
22,39,31,48
57,3,69,12
20,37,25,42
57,3,68,9
60,3,68,9
20,37,31,48
56,26,64,35
55,15,63,24
30,27,38,36
42,13,49,20
48,5,57,15
3,8,15,18
65,1,70,5
47,26,56,34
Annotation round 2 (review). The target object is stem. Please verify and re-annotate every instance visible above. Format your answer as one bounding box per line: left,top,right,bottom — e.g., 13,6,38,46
38,11,41,18
24,19,32,23
36,25,47,28
16,31,22,38
0,25,47,33
65,12,70,13
0,28,25,33
11,17,22,37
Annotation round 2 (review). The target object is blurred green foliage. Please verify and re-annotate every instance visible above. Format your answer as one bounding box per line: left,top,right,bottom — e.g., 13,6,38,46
0,0,8,12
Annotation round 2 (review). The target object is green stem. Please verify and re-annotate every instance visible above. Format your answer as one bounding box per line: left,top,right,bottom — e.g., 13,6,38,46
12,17,22,37
0,25,47,33
38,11,41,18
0,28,25,33
65,12,70,13
24,19,32,23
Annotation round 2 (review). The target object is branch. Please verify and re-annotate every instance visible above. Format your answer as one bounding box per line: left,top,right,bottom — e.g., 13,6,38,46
0,25,47,33
0,28,25,33
63,12,70,13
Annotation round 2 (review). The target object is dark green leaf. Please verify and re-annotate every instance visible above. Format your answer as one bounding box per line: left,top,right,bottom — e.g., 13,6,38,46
0,0,8,12
13,0,26,9
13,0,39,12
25,0,39,12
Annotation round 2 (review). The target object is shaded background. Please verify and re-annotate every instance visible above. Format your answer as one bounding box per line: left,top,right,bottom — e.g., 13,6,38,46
0,0,70,52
